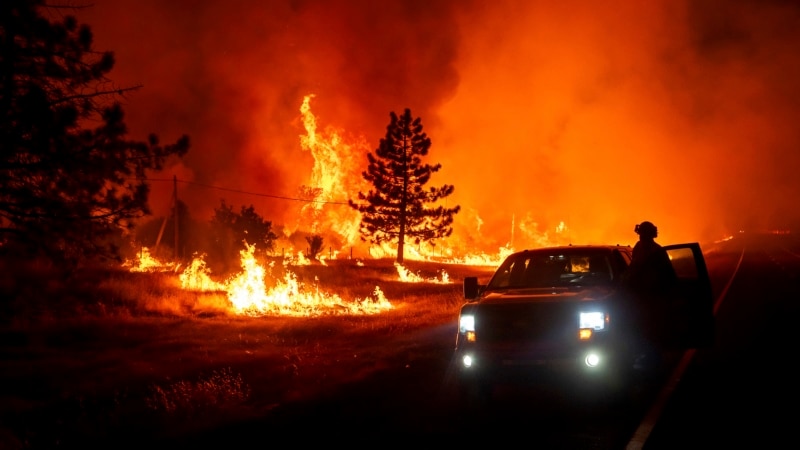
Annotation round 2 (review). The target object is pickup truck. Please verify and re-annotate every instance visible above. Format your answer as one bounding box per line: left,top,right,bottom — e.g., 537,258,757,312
454,243,714,400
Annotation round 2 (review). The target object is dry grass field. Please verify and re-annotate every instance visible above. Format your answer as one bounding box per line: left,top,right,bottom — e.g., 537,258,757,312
0,255,496,448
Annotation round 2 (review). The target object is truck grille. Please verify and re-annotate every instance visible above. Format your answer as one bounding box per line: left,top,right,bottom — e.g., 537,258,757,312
477,302,578,343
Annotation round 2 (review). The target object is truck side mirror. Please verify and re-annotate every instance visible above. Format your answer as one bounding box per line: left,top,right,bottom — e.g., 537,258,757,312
464,276,479,300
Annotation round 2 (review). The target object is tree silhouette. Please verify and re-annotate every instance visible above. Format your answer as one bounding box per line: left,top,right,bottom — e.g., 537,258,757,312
0,1,190,263
209,200,277,272
349,109,460,263
305,234,324,260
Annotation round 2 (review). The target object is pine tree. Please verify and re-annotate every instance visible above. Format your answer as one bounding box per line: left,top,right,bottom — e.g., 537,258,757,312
0,0,190,263
349,108,460,263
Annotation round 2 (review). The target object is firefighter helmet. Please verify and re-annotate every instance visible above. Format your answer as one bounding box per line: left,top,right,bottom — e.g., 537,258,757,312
634,221,658,238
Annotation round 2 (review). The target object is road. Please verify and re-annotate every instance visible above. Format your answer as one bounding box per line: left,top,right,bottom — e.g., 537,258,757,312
638,232,800,449
169,232,797,448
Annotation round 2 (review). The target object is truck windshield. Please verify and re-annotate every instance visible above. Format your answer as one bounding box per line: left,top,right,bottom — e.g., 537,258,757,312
487,251,613,289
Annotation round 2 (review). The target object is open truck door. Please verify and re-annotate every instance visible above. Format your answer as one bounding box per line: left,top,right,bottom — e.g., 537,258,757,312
664,243,715,348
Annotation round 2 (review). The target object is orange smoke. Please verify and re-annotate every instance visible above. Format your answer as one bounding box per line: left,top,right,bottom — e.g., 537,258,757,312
78,0,800,254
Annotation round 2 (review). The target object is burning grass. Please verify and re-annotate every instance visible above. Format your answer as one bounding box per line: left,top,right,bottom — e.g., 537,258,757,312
0,254,495,448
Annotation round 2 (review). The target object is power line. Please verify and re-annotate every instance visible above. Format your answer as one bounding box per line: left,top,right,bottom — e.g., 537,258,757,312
139,177,351,206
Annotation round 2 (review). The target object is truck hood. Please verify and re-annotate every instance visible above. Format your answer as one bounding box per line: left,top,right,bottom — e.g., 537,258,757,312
479,286,616,304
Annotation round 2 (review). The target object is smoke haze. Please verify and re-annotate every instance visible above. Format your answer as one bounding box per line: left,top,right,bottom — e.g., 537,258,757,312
73,0,800,255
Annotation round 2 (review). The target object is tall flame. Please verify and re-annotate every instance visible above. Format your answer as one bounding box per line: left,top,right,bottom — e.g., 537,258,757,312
294,95,574,263
297,95,366,244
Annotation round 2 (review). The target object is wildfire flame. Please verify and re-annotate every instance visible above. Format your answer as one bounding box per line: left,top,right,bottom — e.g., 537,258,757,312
179,256,224,291
123,96,584,318
178,243,393,317
294,95,572,263
284,251,312,266
297,94,366,243
394,263,450,284
123,247,176,272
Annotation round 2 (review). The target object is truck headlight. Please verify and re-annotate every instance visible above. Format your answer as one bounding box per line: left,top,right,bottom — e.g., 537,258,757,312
579,311,606,330
459,314,475,333
459,314,477,342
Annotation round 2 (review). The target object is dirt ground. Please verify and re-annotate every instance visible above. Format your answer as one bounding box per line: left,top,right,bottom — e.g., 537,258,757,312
0,260,490,448
1,315,464,447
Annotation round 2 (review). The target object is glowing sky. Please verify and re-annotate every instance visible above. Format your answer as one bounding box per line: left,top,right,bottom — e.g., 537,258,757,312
73,0,800,255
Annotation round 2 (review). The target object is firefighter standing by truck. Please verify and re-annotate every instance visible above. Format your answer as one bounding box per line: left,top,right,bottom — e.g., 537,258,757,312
623,220,679,369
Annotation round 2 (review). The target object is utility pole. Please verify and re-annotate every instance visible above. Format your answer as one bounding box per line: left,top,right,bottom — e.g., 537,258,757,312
153,175,180,260
173,175,179,261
